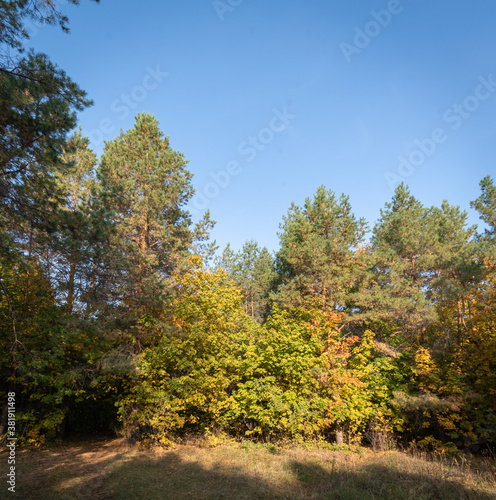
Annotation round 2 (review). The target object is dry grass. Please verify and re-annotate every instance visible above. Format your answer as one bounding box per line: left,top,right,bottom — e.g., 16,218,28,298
2,437,495,499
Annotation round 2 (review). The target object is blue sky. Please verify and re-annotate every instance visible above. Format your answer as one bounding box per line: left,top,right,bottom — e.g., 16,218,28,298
29,0,496,253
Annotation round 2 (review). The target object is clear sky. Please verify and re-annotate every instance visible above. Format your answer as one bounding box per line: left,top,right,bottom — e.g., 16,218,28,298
28,0,496,253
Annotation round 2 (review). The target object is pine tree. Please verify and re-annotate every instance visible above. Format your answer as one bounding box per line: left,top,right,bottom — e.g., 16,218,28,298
214,242,239,276
236,240,276,321
215,240,276,322
98,113,196,316
471,175,496,265
0,52,92,222
48,128,98,315
0,1,99,222
275,185,367,312
471,176,496,237
430,201,481,348
353,183,439,341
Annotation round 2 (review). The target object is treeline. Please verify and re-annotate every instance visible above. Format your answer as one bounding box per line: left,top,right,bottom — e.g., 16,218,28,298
1,1,496,453
212,179,496,452
1,109,495,452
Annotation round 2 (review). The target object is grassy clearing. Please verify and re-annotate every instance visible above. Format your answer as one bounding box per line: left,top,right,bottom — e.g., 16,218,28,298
3,437,496,499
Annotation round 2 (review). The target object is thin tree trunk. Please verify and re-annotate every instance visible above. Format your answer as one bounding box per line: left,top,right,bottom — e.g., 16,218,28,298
20,225,34,328
456,299,463,346
67,259,76,314
461,297,469,332
467,299,475,331
84,262,97,318
336,420,343,445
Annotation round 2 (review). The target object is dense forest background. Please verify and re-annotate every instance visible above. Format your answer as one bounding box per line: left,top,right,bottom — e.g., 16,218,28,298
1,1,496,454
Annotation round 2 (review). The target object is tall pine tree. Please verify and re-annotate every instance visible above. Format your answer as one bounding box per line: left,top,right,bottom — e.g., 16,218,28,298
98,113,198,316
275,185,367,312
353,183,439,342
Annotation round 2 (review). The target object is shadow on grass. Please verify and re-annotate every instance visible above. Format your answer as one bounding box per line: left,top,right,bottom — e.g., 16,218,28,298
289,460,493,500
11,443,495,500
106,452,493,500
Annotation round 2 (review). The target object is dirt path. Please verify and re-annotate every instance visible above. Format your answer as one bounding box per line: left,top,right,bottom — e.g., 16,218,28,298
17,437,128,499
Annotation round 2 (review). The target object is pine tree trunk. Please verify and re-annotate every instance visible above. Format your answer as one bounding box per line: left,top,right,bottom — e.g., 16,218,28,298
456,299,462,346
85,262,96,318
20,226,34,328
67,259,76,314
